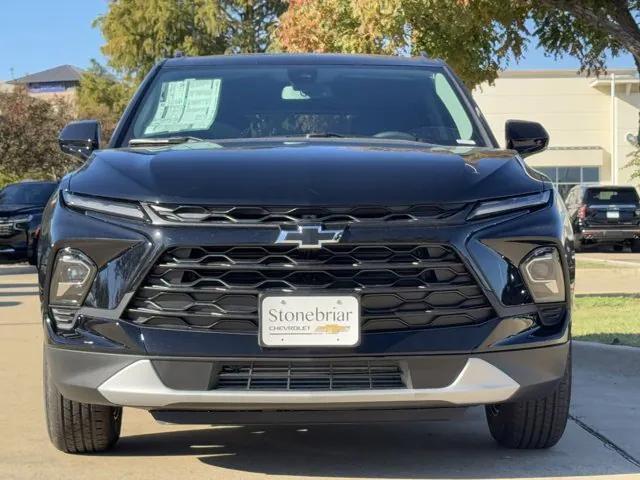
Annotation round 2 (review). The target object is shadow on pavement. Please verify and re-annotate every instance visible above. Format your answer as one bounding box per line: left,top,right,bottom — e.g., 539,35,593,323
0,301,21,307
0,265,37,276
108,420,639,478
0,283,39,289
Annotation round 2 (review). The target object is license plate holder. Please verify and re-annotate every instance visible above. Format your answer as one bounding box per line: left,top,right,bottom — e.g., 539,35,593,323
259,294,360,347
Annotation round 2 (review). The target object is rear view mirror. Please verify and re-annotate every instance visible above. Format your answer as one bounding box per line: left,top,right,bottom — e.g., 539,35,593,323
505,120,549,157
59,120,102,161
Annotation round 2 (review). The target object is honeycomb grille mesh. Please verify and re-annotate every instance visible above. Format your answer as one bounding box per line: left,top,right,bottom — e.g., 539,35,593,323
124,244,494,332
148,204,468,225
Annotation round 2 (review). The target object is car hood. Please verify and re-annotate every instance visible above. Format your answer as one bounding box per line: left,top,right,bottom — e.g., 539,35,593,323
0,204,42,216
68,139,546,205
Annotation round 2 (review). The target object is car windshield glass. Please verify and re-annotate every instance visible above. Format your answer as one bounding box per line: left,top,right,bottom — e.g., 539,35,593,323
125,65,485,147
0,183,57,205
586,188,639,205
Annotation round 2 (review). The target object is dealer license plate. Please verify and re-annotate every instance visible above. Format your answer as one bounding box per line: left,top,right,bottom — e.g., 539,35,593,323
260,295,360,347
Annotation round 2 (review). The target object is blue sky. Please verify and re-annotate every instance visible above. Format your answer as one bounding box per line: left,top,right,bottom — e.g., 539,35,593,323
0,0,635,81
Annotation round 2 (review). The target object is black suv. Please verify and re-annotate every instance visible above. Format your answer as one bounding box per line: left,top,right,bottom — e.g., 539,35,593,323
0,180,58,264
565,185,640,252
40,54,573,453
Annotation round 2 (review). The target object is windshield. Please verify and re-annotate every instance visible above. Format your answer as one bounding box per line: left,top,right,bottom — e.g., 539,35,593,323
125,64,486,147
0,183,57,206
586,188,640,205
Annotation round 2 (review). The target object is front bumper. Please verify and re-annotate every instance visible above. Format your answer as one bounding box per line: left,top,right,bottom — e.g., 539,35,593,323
0,233,29,262
46,342,569,412
41,187,573,422
577,228,640,243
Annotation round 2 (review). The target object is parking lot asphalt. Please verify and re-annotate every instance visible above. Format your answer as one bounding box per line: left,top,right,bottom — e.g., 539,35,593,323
1,266,639,480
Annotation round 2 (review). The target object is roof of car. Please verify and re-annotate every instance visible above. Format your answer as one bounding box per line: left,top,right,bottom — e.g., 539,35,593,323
163,53,444,68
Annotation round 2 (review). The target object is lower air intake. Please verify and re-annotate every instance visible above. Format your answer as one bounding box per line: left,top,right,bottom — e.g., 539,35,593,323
215,361,406,391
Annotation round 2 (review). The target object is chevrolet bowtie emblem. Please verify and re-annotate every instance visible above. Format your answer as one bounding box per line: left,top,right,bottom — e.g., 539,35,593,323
276,225,344,249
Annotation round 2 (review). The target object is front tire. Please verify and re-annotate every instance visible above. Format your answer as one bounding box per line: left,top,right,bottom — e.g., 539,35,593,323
485,351,571,449
44,353,122,453
631,239,640,253
574,239,582,253
28,243,38,266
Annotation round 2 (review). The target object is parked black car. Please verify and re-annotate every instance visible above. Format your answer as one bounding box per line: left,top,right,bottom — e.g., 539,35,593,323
565,185,640,252
40,54,573,454
0,180,58,264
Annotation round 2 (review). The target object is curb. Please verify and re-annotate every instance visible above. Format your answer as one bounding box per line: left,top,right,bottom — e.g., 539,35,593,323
579,256,640,268
573,340,640,377
576,293,640,298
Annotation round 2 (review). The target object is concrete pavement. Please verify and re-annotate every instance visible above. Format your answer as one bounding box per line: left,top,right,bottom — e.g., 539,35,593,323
1,267,639,479
575,252,640,295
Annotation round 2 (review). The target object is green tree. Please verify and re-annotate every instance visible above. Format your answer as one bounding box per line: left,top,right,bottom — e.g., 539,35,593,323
97,0,287,79
0,87,77,184
76,60,135,142
529,0,640,76
517,1,640,182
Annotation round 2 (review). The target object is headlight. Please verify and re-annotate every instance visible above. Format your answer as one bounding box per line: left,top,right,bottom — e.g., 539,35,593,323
520,247,565,303
49,248,96,308
11,214,33,224
62,191,147,220
10,214,33,230
468,191,551,220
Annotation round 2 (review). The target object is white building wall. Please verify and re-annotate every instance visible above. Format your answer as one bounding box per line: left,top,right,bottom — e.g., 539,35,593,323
473,69,640,191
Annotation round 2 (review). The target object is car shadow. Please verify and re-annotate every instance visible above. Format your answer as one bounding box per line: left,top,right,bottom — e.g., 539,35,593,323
106,413,639,478
0,283,39,289
0,265,37,276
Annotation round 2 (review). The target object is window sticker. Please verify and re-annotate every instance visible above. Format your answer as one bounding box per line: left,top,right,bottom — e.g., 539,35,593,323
144,78,221,135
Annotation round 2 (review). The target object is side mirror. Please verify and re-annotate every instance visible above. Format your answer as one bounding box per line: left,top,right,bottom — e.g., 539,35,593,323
59,120,102,161
505,120,549,157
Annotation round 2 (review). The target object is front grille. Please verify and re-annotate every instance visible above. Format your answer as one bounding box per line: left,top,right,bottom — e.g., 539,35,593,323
148,204,468,225
0,222,14,237
215,361,405,390
125,243,494,332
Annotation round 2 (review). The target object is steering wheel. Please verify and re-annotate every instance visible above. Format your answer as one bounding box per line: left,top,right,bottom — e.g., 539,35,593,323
373,131,418,141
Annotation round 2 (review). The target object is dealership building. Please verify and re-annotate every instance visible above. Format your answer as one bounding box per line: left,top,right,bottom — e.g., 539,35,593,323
474,68,640,197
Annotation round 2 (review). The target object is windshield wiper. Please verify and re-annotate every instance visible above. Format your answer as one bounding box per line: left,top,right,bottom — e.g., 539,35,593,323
128,136,206,147
304,132,347,138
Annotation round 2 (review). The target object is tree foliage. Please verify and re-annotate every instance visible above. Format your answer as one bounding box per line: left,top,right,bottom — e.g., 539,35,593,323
274,0,529,88
76,60,135,142
97,0,287,79
0,87,77,184
520,0,640,178
276,1,640,87
525,1,640,75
